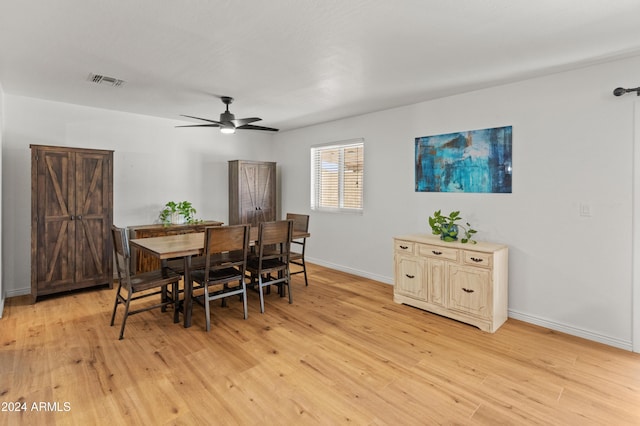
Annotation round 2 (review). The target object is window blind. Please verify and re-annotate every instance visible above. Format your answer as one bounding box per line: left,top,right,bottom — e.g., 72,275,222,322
311,139,364,213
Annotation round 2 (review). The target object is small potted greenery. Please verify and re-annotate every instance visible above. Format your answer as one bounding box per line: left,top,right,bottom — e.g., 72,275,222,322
159,201,198,225
428,210,477,244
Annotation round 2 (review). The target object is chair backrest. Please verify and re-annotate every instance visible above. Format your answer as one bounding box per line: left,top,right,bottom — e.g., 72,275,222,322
286,213,309,233
203,224,250,270
111,225,132,280
112,225,130,259
257,220,293,261
204,225,249,258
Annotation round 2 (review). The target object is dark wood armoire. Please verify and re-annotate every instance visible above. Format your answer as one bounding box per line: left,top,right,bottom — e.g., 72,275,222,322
30,145,114,302
228,160,277,226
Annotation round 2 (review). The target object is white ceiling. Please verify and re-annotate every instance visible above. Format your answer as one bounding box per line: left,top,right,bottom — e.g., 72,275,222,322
2,0,640,131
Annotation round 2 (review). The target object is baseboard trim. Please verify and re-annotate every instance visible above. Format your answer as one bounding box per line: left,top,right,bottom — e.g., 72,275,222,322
6,287,31,298
508,309,633,351
306,257,393,285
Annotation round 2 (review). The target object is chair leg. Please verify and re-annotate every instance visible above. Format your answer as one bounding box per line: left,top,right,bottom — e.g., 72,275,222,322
241,279,248,320
118,291,133,340
172,282,180,324
264,274,272,295
161,285,168,312
110,281,124,326
258,275,265,314
204,283,211,332
302,258,308,286
287,270,293,304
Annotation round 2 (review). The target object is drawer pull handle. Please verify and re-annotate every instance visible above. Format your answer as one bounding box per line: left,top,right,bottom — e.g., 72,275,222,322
432,250,442,255
462,288,474,293
405,274,415,279
399,245,409,250
470,257,483,263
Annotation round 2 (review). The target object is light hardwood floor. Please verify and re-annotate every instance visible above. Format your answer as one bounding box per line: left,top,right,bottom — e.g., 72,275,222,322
1,264,639,425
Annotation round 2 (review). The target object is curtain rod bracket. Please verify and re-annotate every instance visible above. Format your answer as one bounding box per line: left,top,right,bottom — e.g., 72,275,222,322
613,87,640,96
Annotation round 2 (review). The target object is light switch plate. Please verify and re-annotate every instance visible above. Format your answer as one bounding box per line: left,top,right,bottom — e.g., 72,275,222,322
579,202,591,217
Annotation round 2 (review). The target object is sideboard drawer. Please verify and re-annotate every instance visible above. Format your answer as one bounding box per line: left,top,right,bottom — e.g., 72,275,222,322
462,250,493,268
395,240,415,255
418,244,459,261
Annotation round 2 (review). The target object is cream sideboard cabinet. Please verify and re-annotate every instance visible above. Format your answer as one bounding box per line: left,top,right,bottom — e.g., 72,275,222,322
393,234,508,332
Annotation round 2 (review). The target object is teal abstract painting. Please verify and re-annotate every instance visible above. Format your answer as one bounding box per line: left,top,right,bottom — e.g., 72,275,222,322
415,126,512,193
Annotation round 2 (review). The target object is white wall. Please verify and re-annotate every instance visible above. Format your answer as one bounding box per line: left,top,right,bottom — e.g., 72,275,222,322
2,95,276,298
275,54,640,350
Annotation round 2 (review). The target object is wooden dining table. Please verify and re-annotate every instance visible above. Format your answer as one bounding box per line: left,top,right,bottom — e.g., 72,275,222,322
129,226,310,328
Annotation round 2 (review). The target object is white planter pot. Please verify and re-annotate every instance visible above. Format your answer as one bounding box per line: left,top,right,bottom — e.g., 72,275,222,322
171,212,185,225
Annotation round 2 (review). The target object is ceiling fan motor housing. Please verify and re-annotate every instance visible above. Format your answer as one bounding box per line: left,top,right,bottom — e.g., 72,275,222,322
220,111,235,122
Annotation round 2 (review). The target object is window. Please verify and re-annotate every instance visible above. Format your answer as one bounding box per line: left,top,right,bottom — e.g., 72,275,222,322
311,139,364,213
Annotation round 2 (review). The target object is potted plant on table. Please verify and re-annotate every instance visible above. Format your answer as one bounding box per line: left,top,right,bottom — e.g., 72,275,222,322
159,201,198,225
428,210,477,244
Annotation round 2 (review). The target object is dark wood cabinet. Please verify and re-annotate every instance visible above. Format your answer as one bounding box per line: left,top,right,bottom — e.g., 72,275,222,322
128,221,223,273
228,160,276,226
31,145,114,302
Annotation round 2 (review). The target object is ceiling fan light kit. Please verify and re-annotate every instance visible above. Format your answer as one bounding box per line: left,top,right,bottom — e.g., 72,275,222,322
220,124,235,134
177,96,278,134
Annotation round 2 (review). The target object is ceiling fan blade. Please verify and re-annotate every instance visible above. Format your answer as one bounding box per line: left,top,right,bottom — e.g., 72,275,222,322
232,117,262,127
180,114,222,125
237,124,279,132
175,124,221,128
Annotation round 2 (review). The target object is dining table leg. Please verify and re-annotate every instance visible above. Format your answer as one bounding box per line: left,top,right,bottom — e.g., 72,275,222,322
160,259,169,312
183,255,193,328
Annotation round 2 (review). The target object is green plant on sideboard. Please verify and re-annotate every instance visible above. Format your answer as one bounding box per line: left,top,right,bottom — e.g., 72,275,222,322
159,201,198,225
428,210,477,244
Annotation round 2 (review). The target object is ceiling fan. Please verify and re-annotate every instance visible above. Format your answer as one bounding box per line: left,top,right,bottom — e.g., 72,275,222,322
177,96,278,134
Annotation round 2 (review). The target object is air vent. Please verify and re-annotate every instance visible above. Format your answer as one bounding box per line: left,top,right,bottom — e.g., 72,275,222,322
88,73,125,87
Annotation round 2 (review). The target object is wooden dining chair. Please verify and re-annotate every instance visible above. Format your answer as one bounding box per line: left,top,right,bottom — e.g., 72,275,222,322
110,225,181,340
286,213,310,286
190,225,250,331
246,220,294,313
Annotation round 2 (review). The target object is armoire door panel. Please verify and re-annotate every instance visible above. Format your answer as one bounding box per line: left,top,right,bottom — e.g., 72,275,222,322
76,218,107,282
74,152,110,283
42,219,75,286
42,151,74,219
76,153,106,216
39,150,76,288
257,164,275,221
